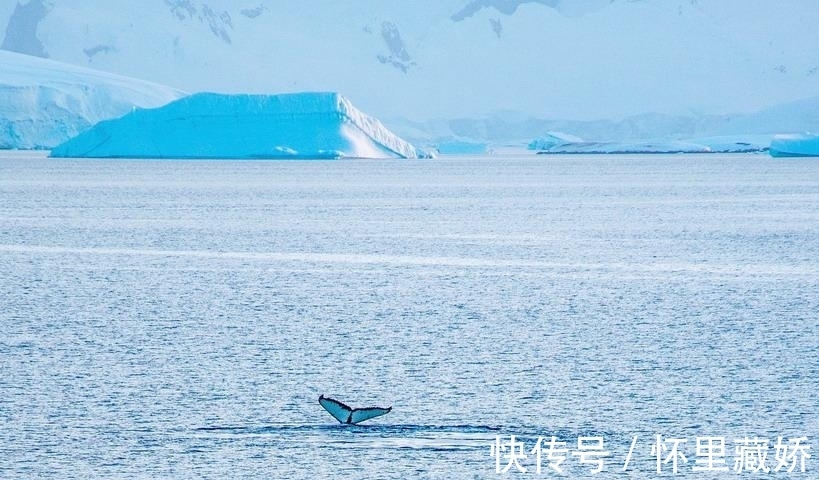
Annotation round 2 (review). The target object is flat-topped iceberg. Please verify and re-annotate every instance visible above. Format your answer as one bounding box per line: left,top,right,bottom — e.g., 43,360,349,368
50,92,431,159
769,133,819,157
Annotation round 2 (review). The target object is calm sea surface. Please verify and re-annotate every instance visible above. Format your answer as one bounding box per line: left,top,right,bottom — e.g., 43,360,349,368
1,151,817,479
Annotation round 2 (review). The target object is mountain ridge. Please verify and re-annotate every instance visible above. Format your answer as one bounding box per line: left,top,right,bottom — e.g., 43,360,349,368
2,0,817,121
386,96,819,147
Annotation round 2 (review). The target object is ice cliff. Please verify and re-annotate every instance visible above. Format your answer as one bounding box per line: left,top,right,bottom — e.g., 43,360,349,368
0,49,184,149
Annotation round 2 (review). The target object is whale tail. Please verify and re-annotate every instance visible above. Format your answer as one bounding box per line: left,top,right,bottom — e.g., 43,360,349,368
319,394,392,425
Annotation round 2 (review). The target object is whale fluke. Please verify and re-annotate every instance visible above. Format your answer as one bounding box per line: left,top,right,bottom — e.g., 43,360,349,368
318,395,392,425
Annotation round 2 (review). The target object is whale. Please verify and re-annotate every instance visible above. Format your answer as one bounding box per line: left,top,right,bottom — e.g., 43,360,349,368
318,395,392,425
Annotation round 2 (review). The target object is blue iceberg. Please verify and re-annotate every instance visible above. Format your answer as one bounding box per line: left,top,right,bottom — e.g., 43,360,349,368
527,131,584,151
50,92,431,159
769,133,819,157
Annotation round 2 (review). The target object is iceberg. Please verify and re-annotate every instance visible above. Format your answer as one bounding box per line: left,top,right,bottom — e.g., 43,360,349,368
531,136,770,154
50,92,431,159
0,49,184,149
769,133,819,157
527,131,583,150
535,140,710,154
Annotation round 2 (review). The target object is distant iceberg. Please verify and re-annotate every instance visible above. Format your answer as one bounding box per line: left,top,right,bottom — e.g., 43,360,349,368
686,135,772,153
527,132,583,150
535,140,710,154
769,133,819,157
0,50,184,149
531,135,769,154
50,92,431,159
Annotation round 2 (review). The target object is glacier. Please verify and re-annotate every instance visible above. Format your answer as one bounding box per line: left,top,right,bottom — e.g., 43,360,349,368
769,133,819,157
0,49,184,149
50,92,431,159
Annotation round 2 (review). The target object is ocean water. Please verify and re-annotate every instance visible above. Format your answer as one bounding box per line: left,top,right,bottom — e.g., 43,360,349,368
1,151,817,479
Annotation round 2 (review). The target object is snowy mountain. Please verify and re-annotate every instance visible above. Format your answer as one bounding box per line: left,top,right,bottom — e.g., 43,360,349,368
2,0,818,123
0,49,184,149
50,92,430,159
386,94,819,148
